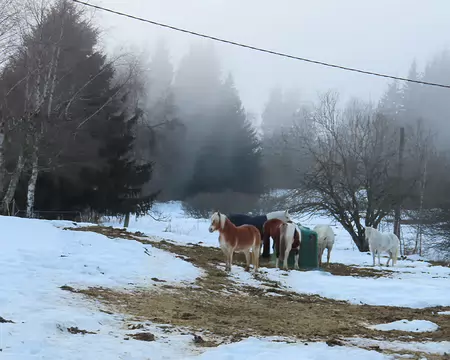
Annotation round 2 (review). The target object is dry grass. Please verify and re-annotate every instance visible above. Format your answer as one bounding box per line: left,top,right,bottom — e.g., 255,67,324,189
63,226,450,358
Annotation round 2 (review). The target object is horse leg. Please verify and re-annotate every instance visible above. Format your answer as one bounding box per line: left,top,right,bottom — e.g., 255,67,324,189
377,252,381,266
294,250,300,270
252,240,260,273
220,246,229,271
326,247,331,266
225,249,231,272
386,251,392,267
372,250,376,267
283,242,292,270
244,250,251,272
318,247,324,267
228,250,234,272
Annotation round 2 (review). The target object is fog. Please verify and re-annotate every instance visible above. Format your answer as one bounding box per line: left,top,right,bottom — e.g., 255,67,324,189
94,0,450,115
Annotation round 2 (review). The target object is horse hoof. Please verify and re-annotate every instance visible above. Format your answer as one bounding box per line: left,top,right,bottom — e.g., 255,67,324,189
244,267,250,272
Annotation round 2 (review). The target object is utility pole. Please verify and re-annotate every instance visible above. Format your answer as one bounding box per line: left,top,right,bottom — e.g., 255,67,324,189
394,127,405,250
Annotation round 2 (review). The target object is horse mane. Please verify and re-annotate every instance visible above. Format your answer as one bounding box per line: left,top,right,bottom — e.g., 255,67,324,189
212,211,227,230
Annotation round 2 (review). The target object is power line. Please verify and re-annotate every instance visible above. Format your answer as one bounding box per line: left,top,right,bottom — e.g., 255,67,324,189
73,0,450,90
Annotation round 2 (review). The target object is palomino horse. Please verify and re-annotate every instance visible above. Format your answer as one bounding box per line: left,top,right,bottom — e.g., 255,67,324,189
227,210,292,258
313,224,335,267
208,211,261,273
277,221,301,270
365,226,400,267
262,219,301,269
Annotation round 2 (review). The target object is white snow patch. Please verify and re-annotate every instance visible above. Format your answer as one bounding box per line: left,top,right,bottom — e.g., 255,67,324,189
368,320,439,333
190,337,392,360
438,310,450,315
347,337,450,356
240,267,450,308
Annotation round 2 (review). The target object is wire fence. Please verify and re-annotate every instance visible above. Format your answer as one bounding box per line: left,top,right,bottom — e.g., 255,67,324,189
14,210,82,221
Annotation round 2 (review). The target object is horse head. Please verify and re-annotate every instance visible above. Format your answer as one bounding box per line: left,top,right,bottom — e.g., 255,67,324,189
209,211,224,233
284,209,292,222
364,226,376,240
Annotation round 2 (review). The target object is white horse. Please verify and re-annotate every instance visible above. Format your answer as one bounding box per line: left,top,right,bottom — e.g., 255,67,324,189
276,221,301,270
365,226,400,267
266,210,292,223
313,224,335,267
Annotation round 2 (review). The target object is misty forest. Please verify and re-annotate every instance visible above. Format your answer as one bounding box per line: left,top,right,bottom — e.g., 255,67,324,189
1,0,450,258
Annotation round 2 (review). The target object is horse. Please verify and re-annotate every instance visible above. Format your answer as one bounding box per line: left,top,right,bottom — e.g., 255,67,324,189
276,221,301,270
228,210,292,258
313,224,335,267
365,226,400,267
262,219,300,268
262,218,284,257
208,211,261,273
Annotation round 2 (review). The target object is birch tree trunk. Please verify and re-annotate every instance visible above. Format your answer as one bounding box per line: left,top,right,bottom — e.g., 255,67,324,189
0,128,5,195
26,143,39,218
2,152,25,214
414,159,427,255
25,13,63,217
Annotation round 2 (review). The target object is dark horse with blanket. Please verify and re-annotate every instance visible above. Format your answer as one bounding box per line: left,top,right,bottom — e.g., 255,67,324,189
227,210,292,258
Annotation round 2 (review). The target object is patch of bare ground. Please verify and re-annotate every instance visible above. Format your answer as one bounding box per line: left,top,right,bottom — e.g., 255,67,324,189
67,326,96,335
126,332,155,341
0,316,14,323
63,226,450,355
321,262,394,278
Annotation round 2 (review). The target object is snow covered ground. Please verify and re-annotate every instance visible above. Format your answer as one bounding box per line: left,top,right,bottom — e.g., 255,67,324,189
0,215,202,359
1,201,450,359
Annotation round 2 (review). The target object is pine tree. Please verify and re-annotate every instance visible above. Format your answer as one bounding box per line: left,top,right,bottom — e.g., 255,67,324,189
173,41,224,197
186,75,263,196
221,75,263,194
84,105,157,216
378,80,404,121
0,0,119,214
400,60,422,124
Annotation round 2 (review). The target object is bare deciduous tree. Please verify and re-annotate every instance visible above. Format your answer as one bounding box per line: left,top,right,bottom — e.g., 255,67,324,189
288,91,409,251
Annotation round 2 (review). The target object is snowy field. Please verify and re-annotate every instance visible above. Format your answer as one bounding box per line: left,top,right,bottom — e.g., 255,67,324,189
1,200,450,359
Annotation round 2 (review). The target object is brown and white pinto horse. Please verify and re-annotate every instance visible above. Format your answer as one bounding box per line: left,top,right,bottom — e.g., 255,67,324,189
262,219,301,270
208,211,261,273
277,221,301,270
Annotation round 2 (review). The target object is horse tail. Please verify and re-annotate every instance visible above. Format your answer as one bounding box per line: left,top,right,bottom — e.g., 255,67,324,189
393,235,400,265
261,221,271,257
294,227,301,249
252,228,261,271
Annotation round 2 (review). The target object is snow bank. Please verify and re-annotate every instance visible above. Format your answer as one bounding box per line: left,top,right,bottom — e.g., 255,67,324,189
368,320,439,332
347,338,450,356
260,268,450,308
0,215,202,358
190,337,391,360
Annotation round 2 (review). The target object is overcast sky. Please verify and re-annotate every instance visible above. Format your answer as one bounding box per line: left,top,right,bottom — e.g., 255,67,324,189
90,0,450,116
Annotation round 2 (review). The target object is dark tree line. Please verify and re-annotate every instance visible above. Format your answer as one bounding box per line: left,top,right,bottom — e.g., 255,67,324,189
0,0,156,220
0,0,264,220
